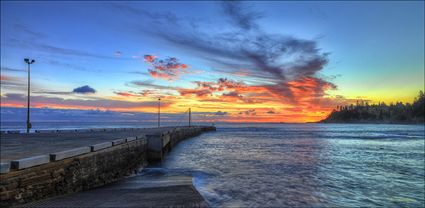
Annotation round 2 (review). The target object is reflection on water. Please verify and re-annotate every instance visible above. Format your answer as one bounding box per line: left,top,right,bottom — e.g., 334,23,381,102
155,124,425,207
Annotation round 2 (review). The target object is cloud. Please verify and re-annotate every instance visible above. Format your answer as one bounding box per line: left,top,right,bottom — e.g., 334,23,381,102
221,1,263,30
13,23,47,40
177,78,265,104
0,75,26,90
72,85,96,94
115,51,122,57
47,60,104,73
114,90,154,97
5,38,117,60
266,110,276,114
111,3,181,26
3,24,124,61
239,109,256,116
178,89,212,98
114,91,135,97
194,78,246,92
1,66,25,73
178,78,247,99
221,91,254,103
214,110,228,116
0,107,184,123
129,80,176,90
1,93,170,111
144,55,187,80
125,1,333,106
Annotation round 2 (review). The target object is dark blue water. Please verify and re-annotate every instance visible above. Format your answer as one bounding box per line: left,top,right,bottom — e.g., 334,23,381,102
2,122,424,207
157,123,424,207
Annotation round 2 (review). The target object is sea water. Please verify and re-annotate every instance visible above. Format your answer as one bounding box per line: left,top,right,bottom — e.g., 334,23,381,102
153,123,424,207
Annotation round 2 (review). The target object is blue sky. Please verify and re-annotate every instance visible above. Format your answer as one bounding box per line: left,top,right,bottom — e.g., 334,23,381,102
1,1,424,122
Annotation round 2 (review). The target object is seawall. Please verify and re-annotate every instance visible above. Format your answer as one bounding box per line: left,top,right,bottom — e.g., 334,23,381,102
0,126,216,207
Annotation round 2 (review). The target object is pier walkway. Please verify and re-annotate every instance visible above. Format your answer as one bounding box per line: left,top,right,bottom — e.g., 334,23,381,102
0,126,215,207
1,127,181,163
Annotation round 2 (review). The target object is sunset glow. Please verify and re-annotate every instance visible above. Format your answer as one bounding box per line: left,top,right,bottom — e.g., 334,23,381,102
1,1,424,123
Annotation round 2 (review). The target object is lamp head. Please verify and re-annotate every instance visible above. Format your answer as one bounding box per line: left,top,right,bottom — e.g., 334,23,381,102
31,60,35,64
24,58,30,63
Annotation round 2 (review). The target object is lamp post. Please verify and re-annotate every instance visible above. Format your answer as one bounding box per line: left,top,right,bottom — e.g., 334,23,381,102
157,98,161,127
188,108,191,127
24,58,35,133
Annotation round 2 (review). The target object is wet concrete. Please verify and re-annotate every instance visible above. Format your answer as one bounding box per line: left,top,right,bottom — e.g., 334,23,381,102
20,175,208,208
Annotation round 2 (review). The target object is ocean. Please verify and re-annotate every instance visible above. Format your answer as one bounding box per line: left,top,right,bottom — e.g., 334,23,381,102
1,122,424,207
152,123,424,207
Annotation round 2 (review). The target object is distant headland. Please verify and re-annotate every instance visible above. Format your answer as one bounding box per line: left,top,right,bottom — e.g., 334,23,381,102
321,91,425,124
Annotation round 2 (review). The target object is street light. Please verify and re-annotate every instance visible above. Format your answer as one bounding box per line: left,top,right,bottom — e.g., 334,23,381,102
157,98,161,128
189,108,191,127
24,58,35,133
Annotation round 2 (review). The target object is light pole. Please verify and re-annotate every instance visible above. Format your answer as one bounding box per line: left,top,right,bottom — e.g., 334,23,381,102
188,108,191,127
24,58,35,133
157,98,161,127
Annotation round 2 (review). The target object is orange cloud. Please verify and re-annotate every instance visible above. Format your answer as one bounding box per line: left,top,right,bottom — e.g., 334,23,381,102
172,76,344,122
144,55,187,80
178,89,211,98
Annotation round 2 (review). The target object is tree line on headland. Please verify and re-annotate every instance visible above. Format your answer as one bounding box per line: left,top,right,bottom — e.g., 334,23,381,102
321,91,425,124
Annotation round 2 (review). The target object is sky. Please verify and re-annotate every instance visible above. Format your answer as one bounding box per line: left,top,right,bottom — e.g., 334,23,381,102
1,1,424,123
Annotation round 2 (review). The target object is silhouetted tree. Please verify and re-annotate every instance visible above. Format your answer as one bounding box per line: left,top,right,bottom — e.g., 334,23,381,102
322,90,425,123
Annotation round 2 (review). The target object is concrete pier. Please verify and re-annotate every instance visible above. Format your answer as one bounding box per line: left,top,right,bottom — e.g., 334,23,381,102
0,126,215,207
20,175,208,208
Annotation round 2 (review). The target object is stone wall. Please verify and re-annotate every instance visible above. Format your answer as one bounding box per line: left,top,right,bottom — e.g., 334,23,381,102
0,139,147,207
147,126,216,162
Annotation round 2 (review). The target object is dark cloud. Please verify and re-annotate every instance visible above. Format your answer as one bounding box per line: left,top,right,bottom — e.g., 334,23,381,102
72,85,96,94
129,80,177,90
147,23,329,85
221,91,253,103
117,1,334,103
266,110,276,114
221,1,263,30
106,2,338,111
128,71,150,76
214,111,228,116
239,109,256,116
